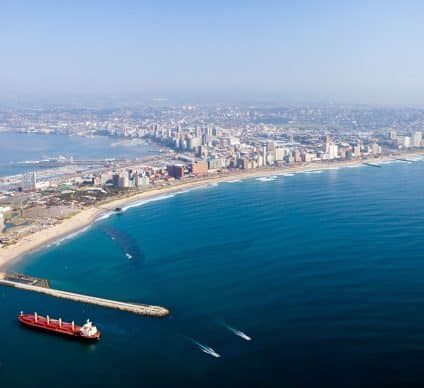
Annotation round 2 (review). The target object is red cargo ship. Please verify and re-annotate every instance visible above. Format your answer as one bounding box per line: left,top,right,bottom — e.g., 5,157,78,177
18,311,101,341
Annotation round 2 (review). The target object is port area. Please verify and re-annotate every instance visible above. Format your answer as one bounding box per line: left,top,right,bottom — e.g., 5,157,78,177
0,272,169,318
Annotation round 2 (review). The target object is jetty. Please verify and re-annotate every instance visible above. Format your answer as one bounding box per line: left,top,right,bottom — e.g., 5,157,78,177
394,158,414,163
0,272,169,318
363,162,382,168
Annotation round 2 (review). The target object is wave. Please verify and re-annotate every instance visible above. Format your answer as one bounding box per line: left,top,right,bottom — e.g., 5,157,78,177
95,211,114,222
256,176,277,182
121,194,176,212
47,226,91,248
325,166,342,171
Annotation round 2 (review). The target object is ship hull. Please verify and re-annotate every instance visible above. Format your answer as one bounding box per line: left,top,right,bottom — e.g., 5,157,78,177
18,314,100,341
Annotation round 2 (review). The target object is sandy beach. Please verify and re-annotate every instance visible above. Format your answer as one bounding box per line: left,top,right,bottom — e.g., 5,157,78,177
0,152,422,270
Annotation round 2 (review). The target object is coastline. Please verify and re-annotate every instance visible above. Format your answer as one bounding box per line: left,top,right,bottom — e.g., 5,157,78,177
1,152,422,270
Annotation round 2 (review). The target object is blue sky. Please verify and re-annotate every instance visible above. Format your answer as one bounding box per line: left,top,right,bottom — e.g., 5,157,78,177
1,0,424,104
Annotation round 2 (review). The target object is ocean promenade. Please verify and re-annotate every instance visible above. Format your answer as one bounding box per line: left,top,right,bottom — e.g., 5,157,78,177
0,272,170,317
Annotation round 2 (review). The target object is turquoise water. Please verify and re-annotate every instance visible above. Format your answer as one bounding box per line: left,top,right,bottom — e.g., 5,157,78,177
2,161,424,387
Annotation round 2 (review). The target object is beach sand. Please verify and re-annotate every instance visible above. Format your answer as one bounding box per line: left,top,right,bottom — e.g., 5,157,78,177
0,153,422,270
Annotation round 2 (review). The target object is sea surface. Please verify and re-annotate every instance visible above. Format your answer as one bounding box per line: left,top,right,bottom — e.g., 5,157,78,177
0,132,159,176
1,160,424,387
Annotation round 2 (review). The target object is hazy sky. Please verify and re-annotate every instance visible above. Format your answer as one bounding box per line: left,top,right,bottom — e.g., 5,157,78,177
2,0,424,105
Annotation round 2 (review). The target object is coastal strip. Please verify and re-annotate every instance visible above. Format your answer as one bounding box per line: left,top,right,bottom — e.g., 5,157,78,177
1,152,423,270
0,274,170,317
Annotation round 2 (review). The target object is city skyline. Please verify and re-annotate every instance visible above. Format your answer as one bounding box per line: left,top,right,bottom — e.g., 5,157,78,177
2,1,424,105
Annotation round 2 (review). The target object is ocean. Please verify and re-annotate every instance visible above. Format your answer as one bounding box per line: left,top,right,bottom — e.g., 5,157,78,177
1,159,424,387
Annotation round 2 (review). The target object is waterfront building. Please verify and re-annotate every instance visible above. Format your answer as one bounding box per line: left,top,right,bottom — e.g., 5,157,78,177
402,136,411,148
324,136,338,159
167,164,185,179
112,173,120,187
370,143,382,154
353,144,361,158
275,147,286,162
135,175,150,187
261,145,267,164
191,161,208,175
412,132,422,147
257,154,264,167
239,158,250,169
302,151,315,162
118,175,129,188
293,150,302,163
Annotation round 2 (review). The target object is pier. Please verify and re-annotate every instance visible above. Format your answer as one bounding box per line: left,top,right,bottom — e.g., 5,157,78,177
0,273,169,318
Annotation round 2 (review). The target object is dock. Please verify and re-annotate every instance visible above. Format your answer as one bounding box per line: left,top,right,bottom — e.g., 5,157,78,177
0,272,169,318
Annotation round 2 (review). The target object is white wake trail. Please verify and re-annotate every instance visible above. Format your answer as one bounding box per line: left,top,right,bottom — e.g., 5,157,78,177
222,323,252,341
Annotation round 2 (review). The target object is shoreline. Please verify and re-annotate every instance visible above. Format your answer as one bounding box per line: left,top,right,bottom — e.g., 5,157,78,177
1,152,423,270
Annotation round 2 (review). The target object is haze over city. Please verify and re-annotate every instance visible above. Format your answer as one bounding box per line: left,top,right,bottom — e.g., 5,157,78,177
2,0,424,105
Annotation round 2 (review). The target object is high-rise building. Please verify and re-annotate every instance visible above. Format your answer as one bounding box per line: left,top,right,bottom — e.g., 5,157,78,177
167,164,185,179
118,175,129,188
324,136,338,159
135,175,150,187
293,150,302,163
403,136,411,148
262,145,267,165
112,173,121,187
328,143,338,159
412,132,422,147
370,143,382,154
353,144,361,158
21,172,37,192
275,147,285,161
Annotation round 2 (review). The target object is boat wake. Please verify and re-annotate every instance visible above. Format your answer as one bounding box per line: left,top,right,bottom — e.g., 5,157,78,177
188,338,221,358
221,322,251,341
